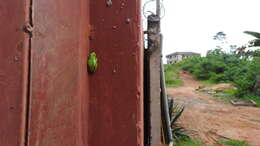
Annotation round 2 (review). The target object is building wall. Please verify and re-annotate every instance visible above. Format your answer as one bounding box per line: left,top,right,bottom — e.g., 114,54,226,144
167,54,200,64
166,54,182,64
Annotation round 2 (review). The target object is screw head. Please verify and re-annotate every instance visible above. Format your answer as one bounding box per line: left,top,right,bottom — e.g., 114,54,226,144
112,26,118,30
106,0,112,7
126,18,131,24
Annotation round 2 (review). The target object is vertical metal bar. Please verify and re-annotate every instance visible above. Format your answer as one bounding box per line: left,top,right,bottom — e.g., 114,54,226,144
160,45,173,144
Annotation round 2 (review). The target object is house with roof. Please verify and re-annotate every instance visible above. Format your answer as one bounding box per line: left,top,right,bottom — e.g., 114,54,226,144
166,52,201,64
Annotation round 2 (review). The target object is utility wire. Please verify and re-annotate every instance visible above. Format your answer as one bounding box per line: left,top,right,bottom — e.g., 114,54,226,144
143,0,165,19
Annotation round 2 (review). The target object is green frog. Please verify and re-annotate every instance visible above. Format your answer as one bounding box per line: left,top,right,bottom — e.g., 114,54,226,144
87,52,98,73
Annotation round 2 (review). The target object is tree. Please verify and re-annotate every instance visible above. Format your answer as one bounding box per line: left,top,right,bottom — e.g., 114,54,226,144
243,31,260,96
213,31,227,41
213,31,228,50
244,31,260,47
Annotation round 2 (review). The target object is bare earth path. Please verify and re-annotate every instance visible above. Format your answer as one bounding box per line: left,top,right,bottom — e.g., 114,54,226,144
167,72,260,146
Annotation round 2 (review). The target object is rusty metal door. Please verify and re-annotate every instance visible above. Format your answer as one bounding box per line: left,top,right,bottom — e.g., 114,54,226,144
0,0,143,146
0,0,90,145
27,0,90,146
0,0,30,145
88,0,143,146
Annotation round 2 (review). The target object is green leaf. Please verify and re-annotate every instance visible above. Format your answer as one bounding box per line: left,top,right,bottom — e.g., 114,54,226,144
251,39,260,47
244,31,260,39
171,106,185,125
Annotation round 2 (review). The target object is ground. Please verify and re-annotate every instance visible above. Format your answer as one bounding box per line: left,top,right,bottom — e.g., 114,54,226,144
167,71,260,146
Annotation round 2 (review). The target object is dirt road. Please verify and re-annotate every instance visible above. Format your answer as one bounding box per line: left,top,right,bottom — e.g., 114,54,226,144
167,72,260,146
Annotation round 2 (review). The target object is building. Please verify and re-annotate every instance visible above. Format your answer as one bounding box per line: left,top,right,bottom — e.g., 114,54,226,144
166,52,201,64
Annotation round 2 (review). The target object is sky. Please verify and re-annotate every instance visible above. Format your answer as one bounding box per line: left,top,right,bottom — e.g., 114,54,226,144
143,0,260,60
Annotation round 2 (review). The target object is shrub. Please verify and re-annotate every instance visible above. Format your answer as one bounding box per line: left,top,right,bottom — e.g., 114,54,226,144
177,48,260,98
164,64,184,88
176,137,203,146
168,99,189,142
219,139,250,146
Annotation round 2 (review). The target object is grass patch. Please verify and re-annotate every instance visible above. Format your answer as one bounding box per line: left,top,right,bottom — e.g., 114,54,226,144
164,64,183,88
175,137,203,146
211,89,260,107
222,89,237,95
211,89,237,104
197,79,260,107
219,139,250,146
200,80,217,86
215,89,236,98
244,96,260,107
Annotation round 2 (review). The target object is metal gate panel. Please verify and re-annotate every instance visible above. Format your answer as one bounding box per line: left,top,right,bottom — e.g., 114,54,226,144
88,0,144,146
0,0,144,146
0,0,30,145
28,0,90,146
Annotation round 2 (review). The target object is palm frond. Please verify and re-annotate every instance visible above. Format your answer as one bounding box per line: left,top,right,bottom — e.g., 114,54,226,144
168,99,174,119
252,39,260,47
244,31,260,39
171,106,185,125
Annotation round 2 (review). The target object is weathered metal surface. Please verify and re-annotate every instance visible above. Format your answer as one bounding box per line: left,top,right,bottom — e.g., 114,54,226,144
28,0,90,146
0,0,30,145
89,0,144,145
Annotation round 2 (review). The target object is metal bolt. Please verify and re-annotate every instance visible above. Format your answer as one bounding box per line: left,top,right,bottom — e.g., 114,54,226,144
14,56,19,61
106,0,112,7
126,18,131,24
112,26,118,30
120,2,125,9
23,23,33,33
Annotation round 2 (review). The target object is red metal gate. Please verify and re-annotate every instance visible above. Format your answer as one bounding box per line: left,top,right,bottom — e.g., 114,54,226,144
0,0,143,146
0,0,30,145
28,0,90,145
88,0,143,145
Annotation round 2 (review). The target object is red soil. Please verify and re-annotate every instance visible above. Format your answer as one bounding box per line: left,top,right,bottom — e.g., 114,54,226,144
167,72,260,146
